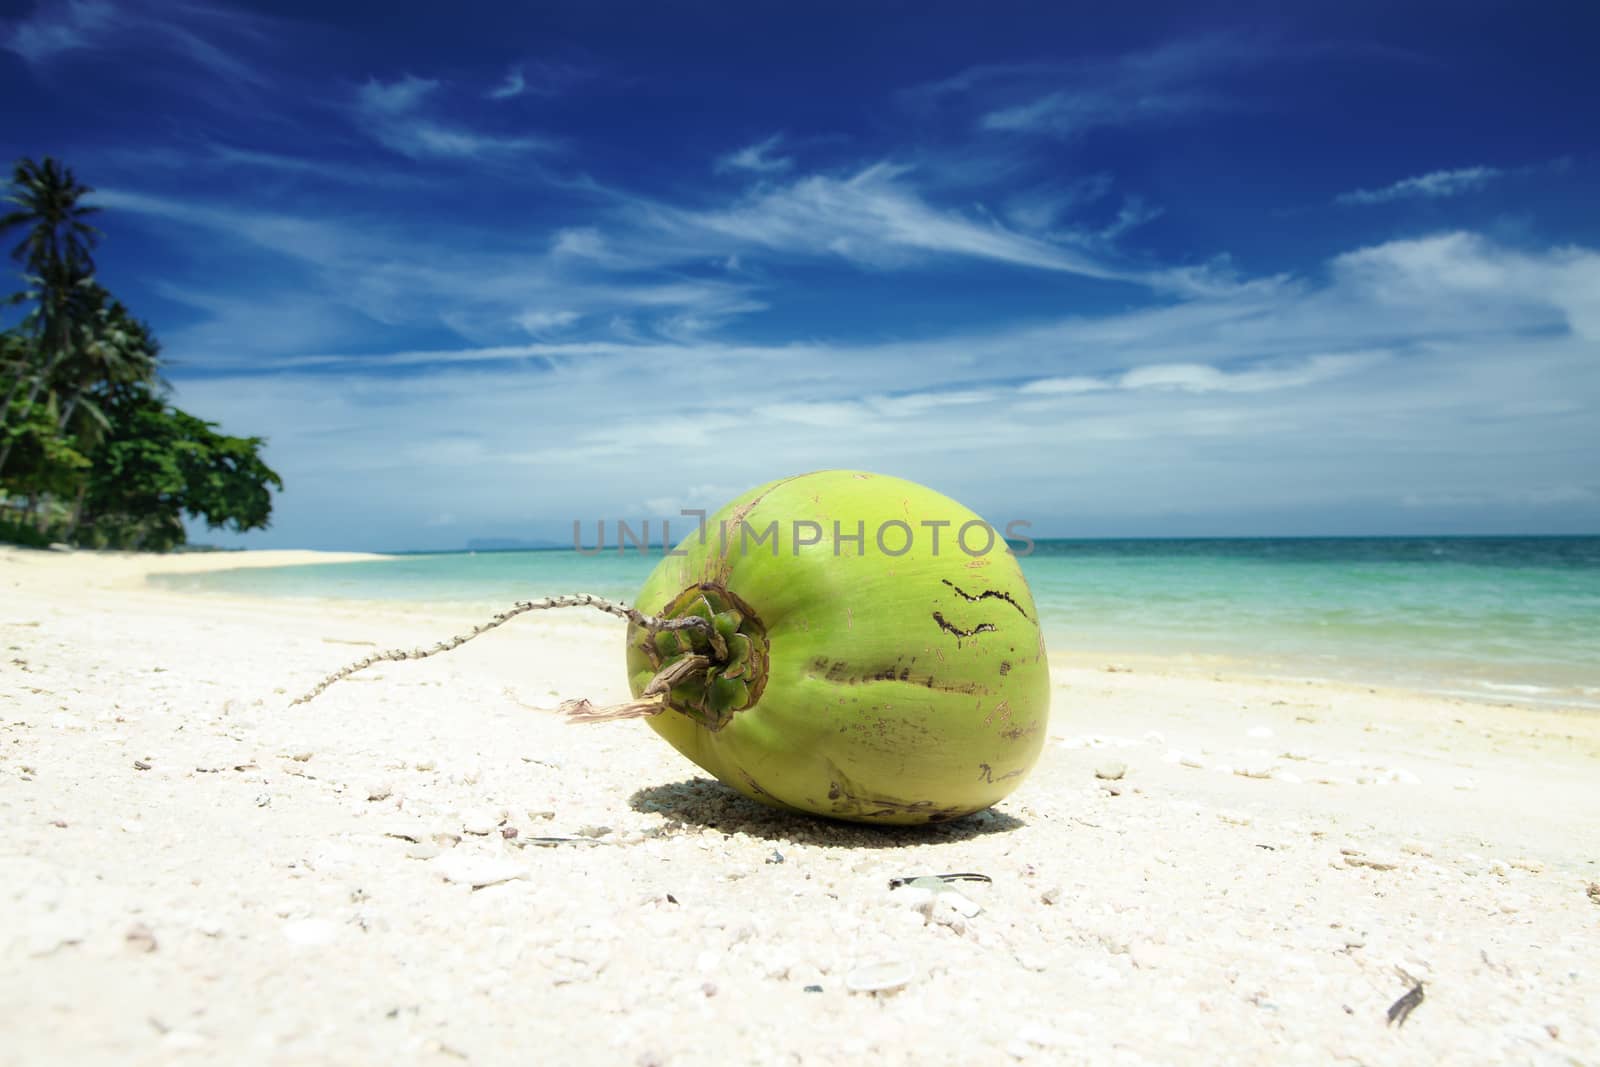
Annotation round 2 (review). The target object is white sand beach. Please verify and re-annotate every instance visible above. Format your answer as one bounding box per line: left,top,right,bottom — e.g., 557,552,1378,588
2,546,1597,1065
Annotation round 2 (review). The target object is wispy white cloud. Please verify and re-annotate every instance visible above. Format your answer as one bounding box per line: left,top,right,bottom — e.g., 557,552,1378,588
355,73,557,159
1336,165,1502,205
1330,231,1600,339
149,282,377,364
549,227,616,262
201,143,430,188
89,139,432,193
1020,352,1384,396
983,86,1225,137
2,0,273,86
641,483,749,517
909,34,1262,139
92,187,770,358
673,162,1138,281
359,72,438,114
716,134,794,175
1016,375,1105,396
1,0,114,62
1003,175,1113,231
487,66,526,100
484,59,597,101
514,310,580,335
1120,352,1386,393
1024,355,1388,396
1095,197,1165,242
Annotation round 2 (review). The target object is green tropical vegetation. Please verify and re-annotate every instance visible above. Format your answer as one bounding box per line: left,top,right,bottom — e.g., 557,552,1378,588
0,157,282,550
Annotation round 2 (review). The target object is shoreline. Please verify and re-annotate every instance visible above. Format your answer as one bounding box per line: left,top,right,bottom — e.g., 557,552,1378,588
0,543,392,588
20,543,1588,716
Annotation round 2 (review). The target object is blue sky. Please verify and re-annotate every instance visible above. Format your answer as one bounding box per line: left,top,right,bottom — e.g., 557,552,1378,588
2,1,1597,549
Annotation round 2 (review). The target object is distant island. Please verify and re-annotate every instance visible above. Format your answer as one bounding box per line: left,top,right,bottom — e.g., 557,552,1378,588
463,537,567,552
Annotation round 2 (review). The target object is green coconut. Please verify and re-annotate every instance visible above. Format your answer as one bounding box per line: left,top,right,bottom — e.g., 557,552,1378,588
295,469,1050,826
622,470,1050,824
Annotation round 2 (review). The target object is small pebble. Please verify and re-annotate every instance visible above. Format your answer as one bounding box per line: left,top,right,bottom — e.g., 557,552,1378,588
382,823,429,844
366,785,392,802
942,891,983,918
124,923,158,953
433,852,528,888
1094,761,1127,781
1340,848,1400,871
844,960,913,994
460,808,502,835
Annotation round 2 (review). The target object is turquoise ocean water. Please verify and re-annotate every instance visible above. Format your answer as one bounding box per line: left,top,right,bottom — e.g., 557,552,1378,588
154,537,1600,709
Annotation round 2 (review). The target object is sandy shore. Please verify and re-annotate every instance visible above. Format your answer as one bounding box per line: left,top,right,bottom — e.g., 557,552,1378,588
3,546,1597,1065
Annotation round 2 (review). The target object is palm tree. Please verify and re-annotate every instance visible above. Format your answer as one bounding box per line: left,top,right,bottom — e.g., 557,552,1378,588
0,157,103,478
1,157,101,278
53,287,160,437
54,294,162,540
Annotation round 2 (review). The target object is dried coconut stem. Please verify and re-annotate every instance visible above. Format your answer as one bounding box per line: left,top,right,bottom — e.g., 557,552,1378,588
291,593,710,705
554,654,714,724
558,695,668,723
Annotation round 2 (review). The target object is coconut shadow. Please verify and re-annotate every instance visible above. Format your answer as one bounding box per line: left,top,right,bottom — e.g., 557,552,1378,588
628,777,1025,847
